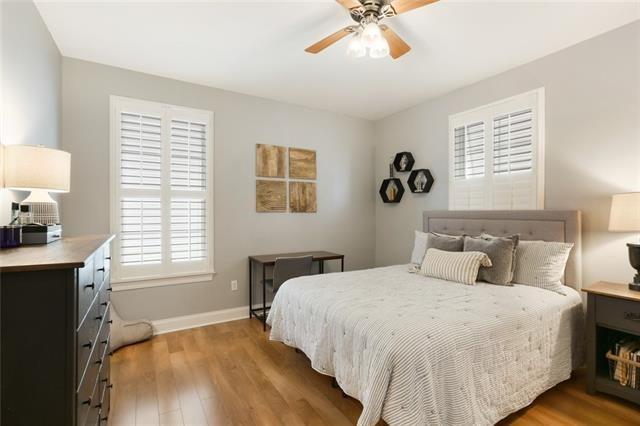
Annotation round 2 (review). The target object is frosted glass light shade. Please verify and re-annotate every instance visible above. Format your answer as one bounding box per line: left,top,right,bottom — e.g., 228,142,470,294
609,192,640,232
346,35,366,58
3,145,71,193
361,22,382,47
369,37,390,59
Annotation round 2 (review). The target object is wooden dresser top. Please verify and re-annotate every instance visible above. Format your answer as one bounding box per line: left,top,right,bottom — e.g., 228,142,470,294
582,281,640,303
0,235,114,273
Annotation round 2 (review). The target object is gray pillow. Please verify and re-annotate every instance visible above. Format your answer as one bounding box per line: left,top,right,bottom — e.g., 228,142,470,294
426,232,465,252
463,234,520,285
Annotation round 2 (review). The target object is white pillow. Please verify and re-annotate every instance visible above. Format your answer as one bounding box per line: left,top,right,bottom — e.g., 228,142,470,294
420,248,492,285
512,240,574,295
410,230,429,264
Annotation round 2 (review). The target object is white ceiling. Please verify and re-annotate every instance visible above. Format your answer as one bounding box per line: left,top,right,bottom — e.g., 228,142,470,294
36,0,640,120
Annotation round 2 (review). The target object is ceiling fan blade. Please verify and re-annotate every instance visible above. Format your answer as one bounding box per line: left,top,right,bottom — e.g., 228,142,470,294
335,0,362,10
305,27,353,54
381,26,411,59
389,0,439,15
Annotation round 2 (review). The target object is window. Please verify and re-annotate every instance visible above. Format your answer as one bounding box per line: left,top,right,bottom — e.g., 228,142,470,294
449,88,544,210
110,96,214,290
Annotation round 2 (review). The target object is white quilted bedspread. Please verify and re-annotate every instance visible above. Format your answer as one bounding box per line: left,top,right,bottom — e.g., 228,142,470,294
267,265,584,426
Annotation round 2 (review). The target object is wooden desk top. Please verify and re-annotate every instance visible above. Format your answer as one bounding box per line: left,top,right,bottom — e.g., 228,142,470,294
0,235,114,273
249,251,344,264
582,281,640,303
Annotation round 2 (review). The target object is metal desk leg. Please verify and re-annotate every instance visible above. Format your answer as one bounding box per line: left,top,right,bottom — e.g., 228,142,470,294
249,259,253,318
341,257,344,272
319,260,324,274
262,263,267,331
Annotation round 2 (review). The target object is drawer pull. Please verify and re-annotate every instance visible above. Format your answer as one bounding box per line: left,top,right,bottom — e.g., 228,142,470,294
101,378,108,383
95,315,103,321
108,320,113,324
101,302,108,307
101,339,108,345
108,384,113,389
84,283,95,290
82,340,93,349
94,403,102,409
107,287,113,292
82,397,92,405
105,256,111,260
97,267,106,272
95,359,103,365
624,312,640,321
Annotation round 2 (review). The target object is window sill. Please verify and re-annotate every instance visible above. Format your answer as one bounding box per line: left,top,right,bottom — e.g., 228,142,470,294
111,271,215,291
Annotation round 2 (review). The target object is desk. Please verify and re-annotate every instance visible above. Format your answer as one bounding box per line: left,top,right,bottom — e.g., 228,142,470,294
248,251,345,330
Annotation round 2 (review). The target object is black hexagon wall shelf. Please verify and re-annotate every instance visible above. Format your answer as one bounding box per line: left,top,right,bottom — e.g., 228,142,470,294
408,169,434,194
393,152,415,172
379,178,405,203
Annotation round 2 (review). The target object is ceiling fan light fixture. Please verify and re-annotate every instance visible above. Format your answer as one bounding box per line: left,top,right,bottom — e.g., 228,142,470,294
361,22,382,48
369,36,390,59
346,34,366,58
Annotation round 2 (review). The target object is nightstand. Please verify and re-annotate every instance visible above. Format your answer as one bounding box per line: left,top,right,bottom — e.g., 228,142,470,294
583,282,640,405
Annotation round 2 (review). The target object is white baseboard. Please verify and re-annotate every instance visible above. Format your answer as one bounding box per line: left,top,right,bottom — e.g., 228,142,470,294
152,305,249,335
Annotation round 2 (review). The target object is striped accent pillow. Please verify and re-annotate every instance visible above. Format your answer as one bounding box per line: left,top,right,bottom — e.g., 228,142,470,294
420,248,492,285
512,241,574,295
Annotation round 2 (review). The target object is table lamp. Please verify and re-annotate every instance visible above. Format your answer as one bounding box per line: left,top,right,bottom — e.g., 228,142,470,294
609,192,640,291
3,144,71,225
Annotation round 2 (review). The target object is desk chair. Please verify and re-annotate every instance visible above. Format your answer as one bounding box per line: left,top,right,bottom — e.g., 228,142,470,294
266,255,314,293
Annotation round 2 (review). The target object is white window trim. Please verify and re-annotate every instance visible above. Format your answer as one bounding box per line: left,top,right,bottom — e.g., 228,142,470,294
109,95,215,291
448,88,545,210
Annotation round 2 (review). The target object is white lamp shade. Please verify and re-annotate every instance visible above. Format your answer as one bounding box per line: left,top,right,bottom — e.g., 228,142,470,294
609,192,640,232
3,145,71,193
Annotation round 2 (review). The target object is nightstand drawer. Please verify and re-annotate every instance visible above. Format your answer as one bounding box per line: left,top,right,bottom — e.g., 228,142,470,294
596,295,640,334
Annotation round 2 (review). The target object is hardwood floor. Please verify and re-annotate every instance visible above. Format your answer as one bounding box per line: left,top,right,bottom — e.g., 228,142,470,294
110,318,640,426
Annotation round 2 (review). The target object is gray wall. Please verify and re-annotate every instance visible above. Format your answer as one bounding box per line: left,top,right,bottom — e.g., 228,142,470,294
374,21,640,288
61,58,376,320
0,0,61,224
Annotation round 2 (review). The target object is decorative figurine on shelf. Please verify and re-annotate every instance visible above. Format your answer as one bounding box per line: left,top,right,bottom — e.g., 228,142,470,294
393,152,415,172
408,169,435,194
379,160,405,203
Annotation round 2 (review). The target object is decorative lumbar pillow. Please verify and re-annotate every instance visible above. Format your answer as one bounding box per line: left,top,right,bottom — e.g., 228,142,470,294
410,230,429,264
110,304,153,352
512,240,574,295
426,232,465,252
464,234,520,286
420,248,492,285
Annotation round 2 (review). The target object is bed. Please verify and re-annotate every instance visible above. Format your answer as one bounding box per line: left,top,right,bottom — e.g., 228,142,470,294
267,210,585,426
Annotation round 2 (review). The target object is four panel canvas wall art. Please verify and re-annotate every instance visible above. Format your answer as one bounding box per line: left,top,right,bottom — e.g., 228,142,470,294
255,144,317,213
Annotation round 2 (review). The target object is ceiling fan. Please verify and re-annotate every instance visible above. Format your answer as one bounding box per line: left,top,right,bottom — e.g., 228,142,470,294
305,0,439,60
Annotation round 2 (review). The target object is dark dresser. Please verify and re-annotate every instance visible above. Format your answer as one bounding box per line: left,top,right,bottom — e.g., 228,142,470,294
0,235,114,425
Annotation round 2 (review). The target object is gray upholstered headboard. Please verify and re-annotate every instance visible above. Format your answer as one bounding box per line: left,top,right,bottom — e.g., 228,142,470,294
423,210,582,290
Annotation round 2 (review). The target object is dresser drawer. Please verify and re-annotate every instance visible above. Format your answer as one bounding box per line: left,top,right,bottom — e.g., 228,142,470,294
76,355,99,426
98,278,111,316
78,257,96,323
98,305,111,352
596,295,640,334
77,300,101,385
87,377,101,426
94,246,105,290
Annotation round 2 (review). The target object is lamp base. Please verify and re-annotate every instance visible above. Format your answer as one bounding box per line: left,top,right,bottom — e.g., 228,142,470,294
21,189,60,225
628,243,640,292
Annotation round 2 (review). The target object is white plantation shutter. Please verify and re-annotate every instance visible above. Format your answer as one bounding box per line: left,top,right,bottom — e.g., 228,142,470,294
171,199,206,261
110,97,214,286
449,89,544,210
120,198,162,265
170,120,207,190
493,109,533,174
